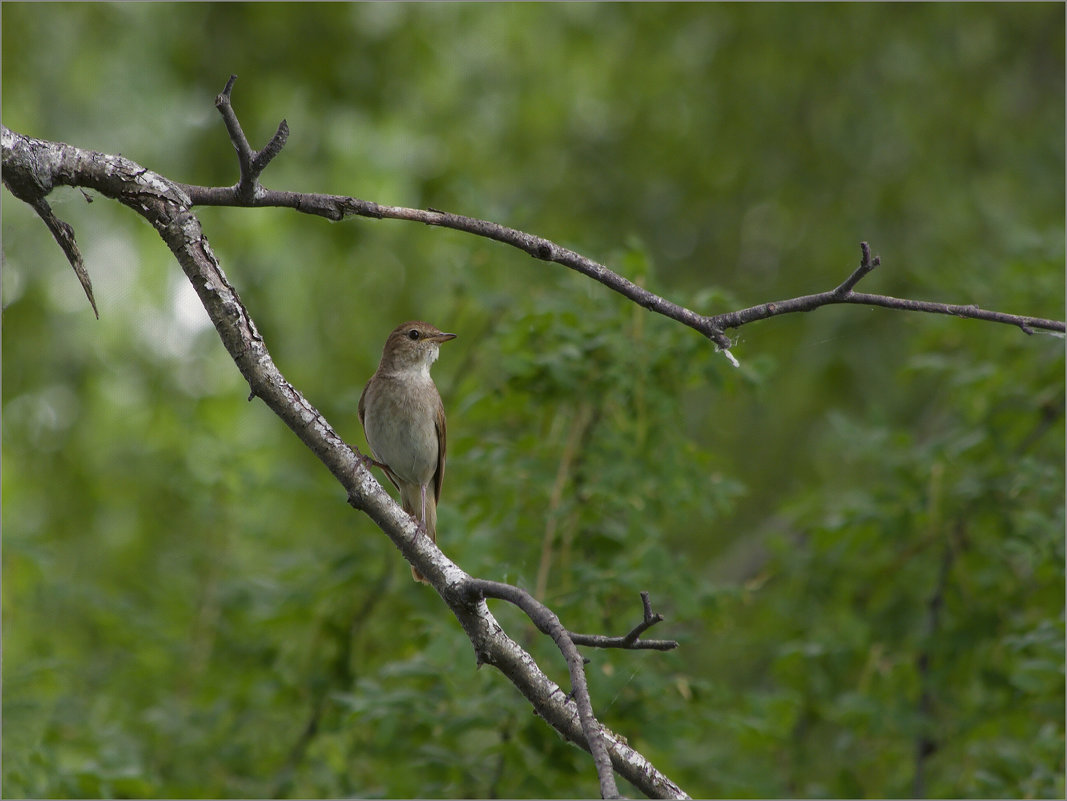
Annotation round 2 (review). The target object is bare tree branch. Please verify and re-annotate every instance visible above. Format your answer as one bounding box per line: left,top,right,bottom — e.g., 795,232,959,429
466,579,620,798
1,124,689,800
197,174,1067,343
168,78,1064,354
710,243,1065,336
570,591,678,651
211,73,289,203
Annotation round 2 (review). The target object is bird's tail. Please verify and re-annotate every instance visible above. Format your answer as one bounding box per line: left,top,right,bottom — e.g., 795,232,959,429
400,485,436,583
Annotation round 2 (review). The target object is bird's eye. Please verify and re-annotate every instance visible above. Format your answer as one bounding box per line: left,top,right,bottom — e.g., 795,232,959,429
408,329,420,340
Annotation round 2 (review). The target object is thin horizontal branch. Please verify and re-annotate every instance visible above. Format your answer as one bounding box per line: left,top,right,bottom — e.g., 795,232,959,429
711,285,1065,336
183,187,1065,349
472,583,677,652
568,632,677,651
174,80,1067,353
181,179,738,349
708,239,1064,336
186,181,1067,342
177,80,1067,351
570,591,679,651
182,184,384,220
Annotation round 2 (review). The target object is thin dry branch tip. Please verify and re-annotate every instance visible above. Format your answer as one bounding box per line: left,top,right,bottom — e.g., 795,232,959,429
640,591,654,618
219,74,238,102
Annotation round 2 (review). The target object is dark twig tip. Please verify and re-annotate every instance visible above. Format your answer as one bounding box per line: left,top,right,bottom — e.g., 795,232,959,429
253,120,290,174
216,77,238,109
857,241,881,272
832,240,881,298
639,591,654,620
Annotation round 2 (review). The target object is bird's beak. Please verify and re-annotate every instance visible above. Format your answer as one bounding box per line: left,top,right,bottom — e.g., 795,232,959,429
434,332,457,343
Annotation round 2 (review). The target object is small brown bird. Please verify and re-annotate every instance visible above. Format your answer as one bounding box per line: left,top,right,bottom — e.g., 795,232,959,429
359,321,456,582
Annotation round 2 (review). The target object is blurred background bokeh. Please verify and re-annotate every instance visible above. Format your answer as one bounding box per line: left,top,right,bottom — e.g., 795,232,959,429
3,4,1063,798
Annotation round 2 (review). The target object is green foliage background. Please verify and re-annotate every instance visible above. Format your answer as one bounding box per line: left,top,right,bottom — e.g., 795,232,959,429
3,4,1063,798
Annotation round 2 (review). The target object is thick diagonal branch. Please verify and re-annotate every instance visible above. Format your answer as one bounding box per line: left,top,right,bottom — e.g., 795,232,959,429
1,125,689,800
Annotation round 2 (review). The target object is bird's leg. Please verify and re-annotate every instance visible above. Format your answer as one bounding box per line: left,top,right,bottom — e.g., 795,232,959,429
358,450,390,472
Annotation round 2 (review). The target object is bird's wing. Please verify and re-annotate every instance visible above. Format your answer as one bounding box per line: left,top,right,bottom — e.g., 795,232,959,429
434,399,447,504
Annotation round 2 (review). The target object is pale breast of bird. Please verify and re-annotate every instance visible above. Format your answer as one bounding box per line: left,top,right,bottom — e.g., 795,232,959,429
361,371,441,485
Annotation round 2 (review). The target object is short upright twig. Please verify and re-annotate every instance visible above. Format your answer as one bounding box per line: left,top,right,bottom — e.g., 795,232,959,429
214,74,289,202
832,241,881,298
